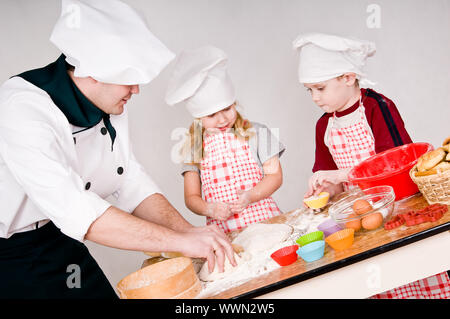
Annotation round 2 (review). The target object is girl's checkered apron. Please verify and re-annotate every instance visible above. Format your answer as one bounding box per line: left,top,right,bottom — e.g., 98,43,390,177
200,132,281,233
327,101,450,299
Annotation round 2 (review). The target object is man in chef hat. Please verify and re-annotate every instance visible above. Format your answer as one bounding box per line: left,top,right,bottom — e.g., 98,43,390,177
295,33,449,299
0,0,235,299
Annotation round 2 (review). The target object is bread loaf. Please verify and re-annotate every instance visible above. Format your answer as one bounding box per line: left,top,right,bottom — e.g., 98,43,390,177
434,161,450,171
443,144,450,152
442,136,450,146
417,148,446,172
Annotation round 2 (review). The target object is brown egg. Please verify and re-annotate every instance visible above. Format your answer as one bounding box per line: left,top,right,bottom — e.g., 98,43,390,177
362,213,383,230
345,213,362,231
352,199,373,215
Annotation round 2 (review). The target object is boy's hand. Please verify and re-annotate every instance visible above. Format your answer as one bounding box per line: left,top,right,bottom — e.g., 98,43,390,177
308,169,350,195
303,181,344,209
303,182,331,208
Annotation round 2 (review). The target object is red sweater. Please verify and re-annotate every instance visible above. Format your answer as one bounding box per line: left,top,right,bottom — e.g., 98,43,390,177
312,88,412,172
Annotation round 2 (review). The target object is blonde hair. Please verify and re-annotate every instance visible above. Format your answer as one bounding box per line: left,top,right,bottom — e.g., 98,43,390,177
180,107,254,166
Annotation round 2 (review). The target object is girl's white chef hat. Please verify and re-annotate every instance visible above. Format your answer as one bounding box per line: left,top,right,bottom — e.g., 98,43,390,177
165,45,236,118
292,33,376,86
50,0,175,85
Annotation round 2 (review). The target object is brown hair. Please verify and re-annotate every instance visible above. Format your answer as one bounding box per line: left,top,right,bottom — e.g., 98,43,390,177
180,108,254,166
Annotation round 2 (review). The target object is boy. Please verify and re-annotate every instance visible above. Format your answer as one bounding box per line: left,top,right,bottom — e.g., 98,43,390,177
293,32,449,299
293,33,412,198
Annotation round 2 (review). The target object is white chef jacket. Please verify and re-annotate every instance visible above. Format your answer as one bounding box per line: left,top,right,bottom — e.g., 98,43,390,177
0,76,161,242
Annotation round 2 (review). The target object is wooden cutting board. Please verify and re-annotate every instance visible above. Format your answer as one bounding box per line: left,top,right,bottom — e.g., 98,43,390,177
201,193,450,299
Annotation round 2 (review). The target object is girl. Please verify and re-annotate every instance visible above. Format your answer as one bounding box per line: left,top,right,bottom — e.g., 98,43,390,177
293,32,449,299
165,45,285,233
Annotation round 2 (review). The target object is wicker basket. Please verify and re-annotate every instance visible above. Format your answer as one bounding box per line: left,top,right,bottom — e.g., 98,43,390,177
409,164,450,205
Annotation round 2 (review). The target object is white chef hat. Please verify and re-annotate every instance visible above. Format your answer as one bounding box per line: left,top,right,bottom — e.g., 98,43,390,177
165,45,236,118
292,33,376,86
50,0,175,85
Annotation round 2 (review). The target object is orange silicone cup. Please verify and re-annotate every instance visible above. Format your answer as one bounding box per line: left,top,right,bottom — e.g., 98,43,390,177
325,228,355,251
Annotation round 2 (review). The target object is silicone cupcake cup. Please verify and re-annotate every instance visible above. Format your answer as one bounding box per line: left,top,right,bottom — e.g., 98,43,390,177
325,228,355,251
296,240,325,262
318,219,343,237
271,245,299,266
296,231,324,247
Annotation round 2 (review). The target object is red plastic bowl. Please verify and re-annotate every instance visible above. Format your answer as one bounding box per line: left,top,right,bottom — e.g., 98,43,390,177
348,143,433,201
270,245,299,266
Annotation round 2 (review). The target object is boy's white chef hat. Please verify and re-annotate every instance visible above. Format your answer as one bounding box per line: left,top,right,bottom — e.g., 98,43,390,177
50,0,175,85
292,33,376,86
165,45,236,118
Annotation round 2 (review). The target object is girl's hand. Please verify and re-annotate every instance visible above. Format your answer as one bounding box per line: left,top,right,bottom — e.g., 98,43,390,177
205,202,233,221
229,189,252,214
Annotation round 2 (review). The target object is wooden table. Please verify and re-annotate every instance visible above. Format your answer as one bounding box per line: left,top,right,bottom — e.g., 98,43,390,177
202,193,450,299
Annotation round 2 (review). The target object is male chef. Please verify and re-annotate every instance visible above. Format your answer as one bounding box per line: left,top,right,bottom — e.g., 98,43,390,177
0,0,235,298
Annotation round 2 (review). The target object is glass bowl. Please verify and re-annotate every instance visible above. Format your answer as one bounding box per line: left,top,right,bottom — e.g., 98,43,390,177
328,185,396,232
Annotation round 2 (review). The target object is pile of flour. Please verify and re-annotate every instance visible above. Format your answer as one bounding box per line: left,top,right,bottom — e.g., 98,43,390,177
197,208,329,298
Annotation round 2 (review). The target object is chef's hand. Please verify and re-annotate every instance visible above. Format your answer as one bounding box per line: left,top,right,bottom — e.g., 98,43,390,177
186,224,229,242
205,202,233,221
229,189,252,214
179,225,236,273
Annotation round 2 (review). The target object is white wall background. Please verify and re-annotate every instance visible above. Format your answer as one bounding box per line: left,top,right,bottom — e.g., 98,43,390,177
1,0,449,293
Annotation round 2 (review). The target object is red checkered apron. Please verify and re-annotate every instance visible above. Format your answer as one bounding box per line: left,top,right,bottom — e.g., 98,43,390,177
370,271,450,299
327,102,450,299
200,131,281,233
327,102,376,170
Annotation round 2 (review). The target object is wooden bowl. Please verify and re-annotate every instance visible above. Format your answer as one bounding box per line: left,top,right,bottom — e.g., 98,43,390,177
143,251,185,258
117,257,201,299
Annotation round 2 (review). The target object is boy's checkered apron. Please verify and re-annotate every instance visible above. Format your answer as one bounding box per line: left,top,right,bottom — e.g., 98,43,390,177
328,103,376,170
200,132,281,233
328,102,450,299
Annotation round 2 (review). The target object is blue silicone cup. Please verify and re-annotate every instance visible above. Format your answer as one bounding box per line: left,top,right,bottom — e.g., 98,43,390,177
296,240,325,263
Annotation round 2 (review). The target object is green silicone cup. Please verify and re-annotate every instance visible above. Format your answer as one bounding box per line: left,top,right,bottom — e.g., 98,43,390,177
296,231,324,247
